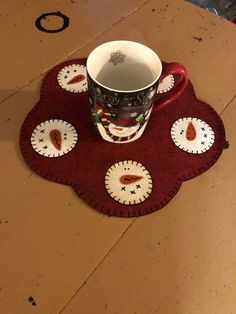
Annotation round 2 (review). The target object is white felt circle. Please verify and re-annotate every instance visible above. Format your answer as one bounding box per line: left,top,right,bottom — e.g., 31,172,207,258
157,75,174,94
105,160,153,205
31,119,78,157
171,117,215,154
57,64,87,93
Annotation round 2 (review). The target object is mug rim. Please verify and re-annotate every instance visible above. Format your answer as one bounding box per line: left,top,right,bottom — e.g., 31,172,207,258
86,40,162,93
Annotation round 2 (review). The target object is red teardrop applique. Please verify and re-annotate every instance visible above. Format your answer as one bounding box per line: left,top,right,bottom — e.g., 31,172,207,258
186,121,197,141
119,175,143,185
49,129,62,150
67,74,85,85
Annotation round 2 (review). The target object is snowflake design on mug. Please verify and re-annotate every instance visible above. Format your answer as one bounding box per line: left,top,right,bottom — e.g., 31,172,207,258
109,50,126,65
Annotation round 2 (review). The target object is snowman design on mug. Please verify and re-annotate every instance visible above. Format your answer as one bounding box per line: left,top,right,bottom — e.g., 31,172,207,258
91,87,155,143
92,103,152,143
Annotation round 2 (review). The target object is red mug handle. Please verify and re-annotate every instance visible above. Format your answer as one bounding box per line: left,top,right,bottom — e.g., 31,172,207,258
153,62,188,112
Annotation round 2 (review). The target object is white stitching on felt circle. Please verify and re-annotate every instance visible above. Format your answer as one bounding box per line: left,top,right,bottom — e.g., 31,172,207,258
170,117,215,154
157,75,174,94
57,64,87,93
31,119,78,157
105,160,153,205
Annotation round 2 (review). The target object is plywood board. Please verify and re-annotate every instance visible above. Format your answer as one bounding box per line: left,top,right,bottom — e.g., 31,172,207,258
0,0,147,103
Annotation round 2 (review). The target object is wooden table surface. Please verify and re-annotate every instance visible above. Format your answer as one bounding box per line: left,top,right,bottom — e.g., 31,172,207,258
1,1,236,313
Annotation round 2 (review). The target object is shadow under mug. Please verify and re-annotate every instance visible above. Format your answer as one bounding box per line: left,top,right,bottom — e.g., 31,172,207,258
86,40,188,144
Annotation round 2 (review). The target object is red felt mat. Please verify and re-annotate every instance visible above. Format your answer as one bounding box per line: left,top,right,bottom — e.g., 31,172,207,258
20,58,226,217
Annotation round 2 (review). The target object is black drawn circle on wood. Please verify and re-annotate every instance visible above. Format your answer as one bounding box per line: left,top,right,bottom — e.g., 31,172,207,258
35,11,69,33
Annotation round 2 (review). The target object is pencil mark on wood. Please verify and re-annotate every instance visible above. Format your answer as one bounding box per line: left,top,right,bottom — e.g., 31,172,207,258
192,36,203,42
28,296,37,306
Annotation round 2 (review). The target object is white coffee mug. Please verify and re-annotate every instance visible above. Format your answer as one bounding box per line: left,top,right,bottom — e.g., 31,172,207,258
87,40,188,143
